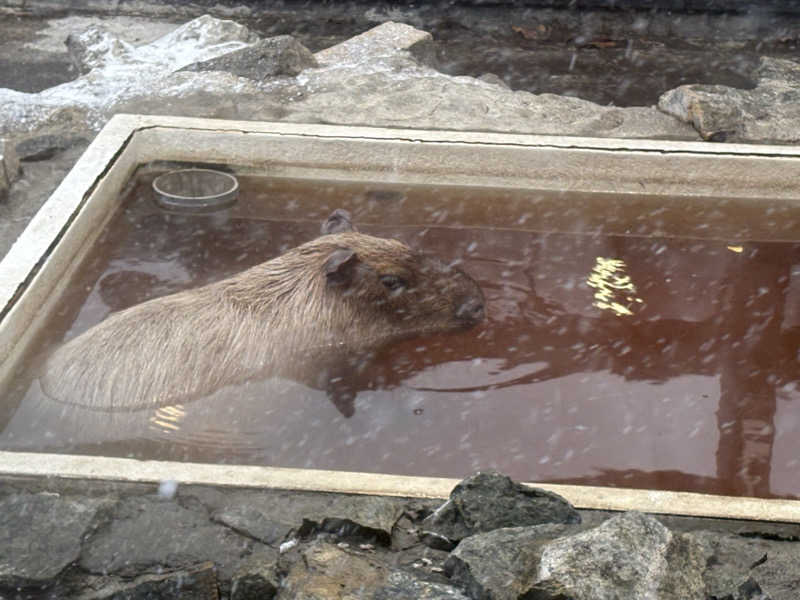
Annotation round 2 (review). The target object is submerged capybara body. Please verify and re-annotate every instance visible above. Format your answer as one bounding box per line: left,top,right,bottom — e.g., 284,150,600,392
41,216,485,411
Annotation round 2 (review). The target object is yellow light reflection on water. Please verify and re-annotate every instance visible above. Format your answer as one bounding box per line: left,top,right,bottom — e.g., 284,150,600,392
149,404,186,432
587,256,643,317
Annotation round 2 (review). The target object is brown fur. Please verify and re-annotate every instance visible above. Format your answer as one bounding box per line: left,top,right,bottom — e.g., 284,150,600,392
41,230,485,411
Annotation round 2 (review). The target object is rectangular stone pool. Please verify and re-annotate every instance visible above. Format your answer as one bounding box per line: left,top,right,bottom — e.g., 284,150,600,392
1,115,799,521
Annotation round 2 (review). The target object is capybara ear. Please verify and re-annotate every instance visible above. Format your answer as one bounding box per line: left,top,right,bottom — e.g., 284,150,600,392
324,248,360,287
321,209,357,235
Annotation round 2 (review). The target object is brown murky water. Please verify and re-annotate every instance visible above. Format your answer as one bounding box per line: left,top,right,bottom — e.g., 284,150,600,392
2,173,799,499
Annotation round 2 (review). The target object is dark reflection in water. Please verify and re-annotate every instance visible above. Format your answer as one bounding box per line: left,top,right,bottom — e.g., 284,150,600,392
2,175,799,499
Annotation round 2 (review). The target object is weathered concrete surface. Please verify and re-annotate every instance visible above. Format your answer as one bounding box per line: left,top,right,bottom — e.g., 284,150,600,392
79,495,259,582
659,56,800,143
0,140,87,259
0,492,112,587
188,487,407,546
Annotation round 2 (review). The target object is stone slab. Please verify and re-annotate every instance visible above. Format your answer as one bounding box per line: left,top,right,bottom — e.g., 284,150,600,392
314,21,436,68
0,492,113,586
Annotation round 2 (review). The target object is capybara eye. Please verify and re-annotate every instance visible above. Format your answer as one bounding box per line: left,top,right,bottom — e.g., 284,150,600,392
380,274,407,292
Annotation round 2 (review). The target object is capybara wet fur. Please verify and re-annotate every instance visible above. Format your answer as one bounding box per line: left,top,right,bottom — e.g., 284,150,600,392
41,210,485,411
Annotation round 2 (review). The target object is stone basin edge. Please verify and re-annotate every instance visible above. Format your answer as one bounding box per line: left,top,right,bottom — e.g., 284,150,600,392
1,450,799,523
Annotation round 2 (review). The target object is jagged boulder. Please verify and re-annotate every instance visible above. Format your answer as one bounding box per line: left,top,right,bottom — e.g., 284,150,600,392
694,529,800,600
181,35,318,80
530,511,706,600
421,471,580,549
659,56,800,143
444,524,580,600
277,541,465,600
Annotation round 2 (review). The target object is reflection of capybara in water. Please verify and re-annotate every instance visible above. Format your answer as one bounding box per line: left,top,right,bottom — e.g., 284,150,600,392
41,210,485,411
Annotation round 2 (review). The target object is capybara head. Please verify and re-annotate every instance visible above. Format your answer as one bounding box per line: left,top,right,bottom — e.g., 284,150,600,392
226,229,486,349
315,232,485,340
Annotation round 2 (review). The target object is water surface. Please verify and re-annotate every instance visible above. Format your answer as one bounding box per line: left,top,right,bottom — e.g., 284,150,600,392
2,173,799,499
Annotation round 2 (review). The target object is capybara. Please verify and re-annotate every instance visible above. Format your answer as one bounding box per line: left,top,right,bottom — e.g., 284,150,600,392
41,210,485,411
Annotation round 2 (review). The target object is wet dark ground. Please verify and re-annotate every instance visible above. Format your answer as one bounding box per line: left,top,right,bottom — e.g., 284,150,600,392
3,2,800,105
246,4,800,107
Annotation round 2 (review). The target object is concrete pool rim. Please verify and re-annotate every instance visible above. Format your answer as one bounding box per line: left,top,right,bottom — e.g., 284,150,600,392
2,451,800,524
2,114,800,523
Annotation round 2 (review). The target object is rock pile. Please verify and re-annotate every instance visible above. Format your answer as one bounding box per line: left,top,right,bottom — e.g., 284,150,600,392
1,471,798,599
1,14,698,166
5,11,800,167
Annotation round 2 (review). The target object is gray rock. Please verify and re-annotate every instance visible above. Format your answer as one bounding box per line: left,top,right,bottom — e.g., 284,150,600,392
477,73,508,88
66,25,136,75
0,492,112,587
445,524,579,600
0,140,88,260
0,17,698,148
277,541,387,599
421,471,580,545
181,35,317,80
0,14,258,139
659,56,800,143
531,511,705,600
278,540,456,599
374,570,470,599
78,562,218,599
0,138,19,198
212,505,292,547
207,490,405,546
230,547,279,600
315,21,437,69
277,62,696,140
80,495,256,582
15,132,90,161
694,530,800,600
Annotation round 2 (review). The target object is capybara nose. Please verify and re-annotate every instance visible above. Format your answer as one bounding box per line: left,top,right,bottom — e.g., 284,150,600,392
456,296,485,324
